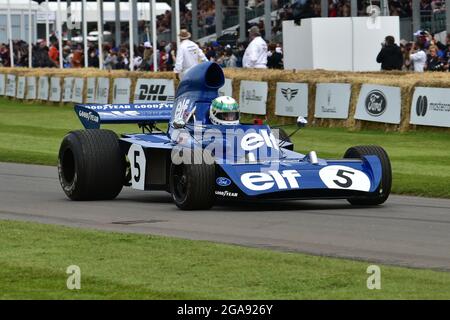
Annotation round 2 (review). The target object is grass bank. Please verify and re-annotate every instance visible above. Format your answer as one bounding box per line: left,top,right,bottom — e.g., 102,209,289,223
1,220,450,299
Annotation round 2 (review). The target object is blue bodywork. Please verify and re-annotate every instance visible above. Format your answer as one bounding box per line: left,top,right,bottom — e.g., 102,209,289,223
74,62,382,200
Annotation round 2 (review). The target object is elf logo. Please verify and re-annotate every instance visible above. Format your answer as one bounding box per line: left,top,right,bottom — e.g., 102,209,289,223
241,170,301,191
241,130,279,151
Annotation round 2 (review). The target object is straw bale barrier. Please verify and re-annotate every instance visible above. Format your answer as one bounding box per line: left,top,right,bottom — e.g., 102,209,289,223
1,67,449,132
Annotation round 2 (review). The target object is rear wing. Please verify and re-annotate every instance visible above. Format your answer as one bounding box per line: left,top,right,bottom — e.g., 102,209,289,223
75,103,173,129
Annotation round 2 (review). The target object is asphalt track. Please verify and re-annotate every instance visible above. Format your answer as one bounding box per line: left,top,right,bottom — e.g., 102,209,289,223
1,162,450,271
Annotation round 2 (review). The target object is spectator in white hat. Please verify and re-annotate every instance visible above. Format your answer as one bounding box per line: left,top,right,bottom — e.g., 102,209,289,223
174,29,208,79
242,26,268,69
409,40,427,72
140,41,154,71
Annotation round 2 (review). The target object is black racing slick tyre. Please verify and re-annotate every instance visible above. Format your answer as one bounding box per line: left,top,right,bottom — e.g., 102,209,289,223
170,149,215,210
344,145,392,206
58,129,125,200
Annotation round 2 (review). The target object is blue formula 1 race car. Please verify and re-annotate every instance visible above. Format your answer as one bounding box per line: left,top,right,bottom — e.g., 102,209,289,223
58,62,392,210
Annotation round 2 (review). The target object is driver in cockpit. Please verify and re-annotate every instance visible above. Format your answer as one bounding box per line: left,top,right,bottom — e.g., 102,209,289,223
209,96,240,126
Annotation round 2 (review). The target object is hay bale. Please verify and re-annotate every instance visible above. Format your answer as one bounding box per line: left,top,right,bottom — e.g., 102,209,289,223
1,67,450,131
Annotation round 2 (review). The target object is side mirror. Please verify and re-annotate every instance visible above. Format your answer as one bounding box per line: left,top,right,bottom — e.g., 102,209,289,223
297,116,308,128
172,106,196,129
173,119,186,129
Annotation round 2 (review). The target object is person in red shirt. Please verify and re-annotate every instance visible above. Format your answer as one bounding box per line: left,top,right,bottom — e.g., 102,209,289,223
48,42,59,65
71,45,84,68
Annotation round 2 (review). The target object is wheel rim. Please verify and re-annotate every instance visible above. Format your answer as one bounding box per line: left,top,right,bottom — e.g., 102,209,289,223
172,165,188,202
61,148,75,185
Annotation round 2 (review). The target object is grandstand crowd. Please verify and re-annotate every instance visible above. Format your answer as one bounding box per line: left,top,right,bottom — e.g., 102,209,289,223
0,36,283,70
0,0,449,72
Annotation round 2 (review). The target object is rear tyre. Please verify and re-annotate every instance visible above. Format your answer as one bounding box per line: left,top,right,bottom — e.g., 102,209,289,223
344,145,392,206
58,129,125,200
170,148,215,210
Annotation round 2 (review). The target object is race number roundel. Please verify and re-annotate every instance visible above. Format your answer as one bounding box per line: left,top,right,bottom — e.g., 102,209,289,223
127,144,146,190
319,165,370,192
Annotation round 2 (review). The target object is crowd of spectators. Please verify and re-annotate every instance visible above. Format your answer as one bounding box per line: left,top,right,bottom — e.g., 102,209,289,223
401,31,450,71
4,29,450,73
1,0,449,72
376,32,450,72
0,34,284,70
150,1,447,42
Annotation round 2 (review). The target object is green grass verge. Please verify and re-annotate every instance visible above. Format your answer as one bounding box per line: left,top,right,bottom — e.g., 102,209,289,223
0,98,449,198
1,219,450,299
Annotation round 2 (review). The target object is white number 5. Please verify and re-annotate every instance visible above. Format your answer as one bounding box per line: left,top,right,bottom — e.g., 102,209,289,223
319,165,371,192
127,144,146,190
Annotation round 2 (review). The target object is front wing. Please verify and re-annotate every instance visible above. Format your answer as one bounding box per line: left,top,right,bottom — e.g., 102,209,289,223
214,156,382,200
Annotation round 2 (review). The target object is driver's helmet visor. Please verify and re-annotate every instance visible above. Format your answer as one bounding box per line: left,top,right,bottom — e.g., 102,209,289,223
216,111,239,122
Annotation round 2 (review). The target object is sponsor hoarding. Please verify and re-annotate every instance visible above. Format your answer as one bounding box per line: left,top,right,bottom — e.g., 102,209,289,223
62,77,74,102
95,77,110,104
275,82,308,117
5,74,16,97
49,77,61,102
38,76,49,100
355,84,401,124
26,76,37,100
0,74,5,95
218,78,233,97
86,78,96,104
112,78,132,104
410,87,450,128
239,80,268,115
16,76,26,99
72,78,84,104
314,83,351,119
133,78,175,103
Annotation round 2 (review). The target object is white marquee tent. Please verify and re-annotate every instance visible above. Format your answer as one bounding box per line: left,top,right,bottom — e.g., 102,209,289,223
0,0,170,23
0,0,173,71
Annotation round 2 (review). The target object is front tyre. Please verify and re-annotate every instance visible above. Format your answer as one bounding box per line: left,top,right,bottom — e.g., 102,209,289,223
58,129,125,200
344,145,392,206
170,149,215,210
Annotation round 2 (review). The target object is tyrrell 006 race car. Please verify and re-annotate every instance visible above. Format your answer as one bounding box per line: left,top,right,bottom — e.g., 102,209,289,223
58,62,392,210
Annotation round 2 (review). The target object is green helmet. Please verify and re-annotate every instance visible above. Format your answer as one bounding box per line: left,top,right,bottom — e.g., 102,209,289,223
209,96,240,125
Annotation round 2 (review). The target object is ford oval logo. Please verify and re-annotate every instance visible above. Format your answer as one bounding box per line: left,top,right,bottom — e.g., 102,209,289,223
216,177,231,187
364,90,387,117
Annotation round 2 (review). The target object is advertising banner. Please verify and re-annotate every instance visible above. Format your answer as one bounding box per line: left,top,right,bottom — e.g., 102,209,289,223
410,87,450,128
5,74,16,97
355,84,401,124
218,78,233,97
0,74,5,95
133,78,175,103
63,77,74,102
314,83,351,119
85,77,96,104
239,80,268,115
49,77,62,102
112,78,132,104
72,78,84,104
16,76,26,99
275,82,308,117
95,77,110,104
26,76,37,100
38,76,49,100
